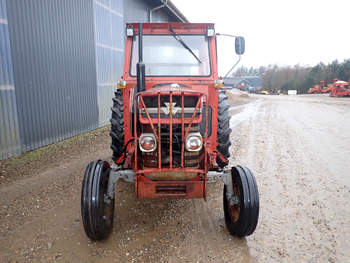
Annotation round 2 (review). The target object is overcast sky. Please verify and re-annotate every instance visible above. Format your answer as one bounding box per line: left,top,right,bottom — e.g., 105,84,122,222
172,0,350,75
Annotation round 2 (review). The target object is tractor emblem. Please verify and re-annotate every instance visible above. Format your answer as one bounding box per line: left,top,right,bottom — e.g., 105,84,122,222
162,102,180,115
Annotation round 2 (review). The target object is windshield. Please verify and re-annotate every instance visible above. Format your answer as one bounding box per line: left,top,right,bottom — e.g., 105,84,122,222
130,35,211,76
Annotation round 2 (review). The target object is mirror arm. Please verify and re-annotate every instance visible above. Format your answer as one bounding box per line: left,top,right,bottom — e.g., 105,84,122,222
216,33,237,38
224,55,241,78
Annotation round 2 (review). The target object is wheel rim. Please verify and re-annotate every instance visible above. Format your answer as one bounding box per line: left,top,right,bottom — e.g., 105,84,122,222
228,181,240,223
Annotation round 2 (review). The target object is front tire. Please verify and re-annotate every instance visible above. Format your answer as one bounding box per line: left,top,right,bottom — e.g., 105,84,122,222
81,160,115,240
224,166,259,237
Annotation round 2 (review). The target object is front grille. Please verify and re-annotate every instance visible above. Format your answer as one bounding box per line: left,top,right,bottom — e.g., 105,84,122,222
134,91,207,173
141,109,200,119
143,95,198,108
141,124,200,168
141,95,200,119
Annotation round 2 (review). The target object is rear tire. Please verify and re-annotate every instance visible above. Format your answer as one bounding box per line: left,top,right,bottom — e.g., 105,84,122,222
223,166,259,237
110,89,124,161
217,91,232,168
81,160,115,240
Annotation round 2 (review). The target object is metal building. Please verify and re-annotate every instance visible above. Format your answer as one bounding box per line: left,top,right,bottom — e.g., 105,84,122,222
0,0,188,160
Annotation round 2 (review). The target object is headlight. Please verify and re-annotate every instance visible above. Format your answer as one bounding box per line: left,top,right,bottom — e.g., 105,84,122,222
185,132,203,152
139,133,157,152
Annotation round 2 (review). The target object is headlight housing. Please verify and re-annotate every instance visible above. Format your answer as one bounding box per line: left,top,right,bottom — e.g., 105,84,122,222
139,133,157,152
214,79,224,88
185,132,203,152
117,79,126,89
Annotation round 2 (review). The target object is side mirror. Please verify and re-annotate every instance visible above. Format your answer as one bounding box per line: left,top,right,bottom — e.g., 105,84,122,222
235,36,245,55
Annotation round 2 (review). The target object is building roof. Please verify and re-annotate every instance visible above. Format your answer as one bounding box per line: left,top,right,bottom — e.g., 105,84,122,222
150,0,189,22
224,76,262,87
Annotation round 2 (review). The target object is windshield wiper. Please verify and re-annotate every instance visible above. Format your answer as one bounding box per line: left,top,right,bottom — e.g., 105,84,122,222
169,27,202,64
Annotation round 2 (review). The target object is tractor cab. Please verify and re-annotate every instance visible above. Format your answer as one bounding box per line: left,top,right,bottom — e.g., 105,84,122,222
130,27,211,77
121,23,218,176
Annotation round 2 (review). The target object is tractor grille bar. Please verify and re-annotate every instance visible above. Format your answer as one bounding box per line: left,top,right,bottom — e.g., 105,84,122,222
134,91,209,174
158,92,161,169
169,92,173,169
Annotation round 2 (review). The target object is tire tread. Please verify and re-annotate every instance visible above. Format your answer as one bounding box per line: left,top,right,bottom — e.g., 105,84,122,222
110,90,124,160
217,91,232,168
223,166,259,237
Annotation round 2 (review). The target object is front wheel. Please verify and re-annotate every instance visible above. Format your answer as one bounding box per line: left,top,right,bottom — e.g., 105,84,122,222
81,160,115,240
223,166,259,237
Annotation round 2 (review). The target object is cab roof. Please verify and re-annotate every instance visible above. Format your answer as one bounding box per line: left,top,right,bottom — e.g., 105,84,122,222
127,23,215,35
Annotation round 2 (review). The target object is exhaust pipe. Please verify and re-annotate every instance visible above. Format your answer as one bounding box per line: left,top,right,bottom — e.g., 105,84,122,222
137,23,145,92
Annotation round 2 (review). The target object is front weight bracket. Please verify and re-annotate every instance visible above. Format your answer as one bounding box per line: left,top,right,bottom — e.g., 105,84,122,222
106,164,135,201
206,169,238,205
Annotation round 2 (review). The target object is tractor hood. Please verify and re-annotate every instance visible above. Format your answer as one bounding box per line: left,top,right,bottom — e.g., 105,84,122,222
142,83,200,95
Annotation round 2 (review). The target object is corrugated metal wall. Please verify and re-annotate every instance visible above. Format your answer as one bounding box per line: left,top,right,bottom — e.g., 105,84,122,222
124,0,177,23
0,0,21,159
94,0,124,126
0,0,181,160
5,0,99,155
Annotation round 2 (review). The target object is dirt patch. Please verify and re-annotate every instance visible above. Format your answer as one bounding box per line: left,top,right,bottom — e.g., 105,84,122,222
226,90,253,106
0,126,111,185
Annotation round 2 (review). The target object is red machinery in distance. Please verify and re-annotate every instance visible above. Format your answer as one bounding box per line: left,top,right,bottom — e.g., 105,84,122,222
329,80,350,97
308,79,350,96
236,84,247,91
308,80,328,94
320,80,333,93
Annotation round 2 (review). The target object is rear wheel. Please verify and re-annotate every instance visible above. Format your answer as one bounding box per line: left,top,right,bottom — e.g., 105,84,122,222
217,91,232,168
81,160,115,240
223,166,259,237
110,89,124,161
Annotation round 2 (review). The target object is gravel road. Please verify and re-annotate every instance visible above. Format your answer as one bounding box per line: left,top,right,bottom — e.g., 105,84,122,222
0,93,349,262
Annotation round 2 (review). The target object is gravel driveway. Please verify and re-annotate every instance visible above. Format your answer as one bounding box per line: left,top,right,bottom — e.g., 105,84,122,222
0,93,349,262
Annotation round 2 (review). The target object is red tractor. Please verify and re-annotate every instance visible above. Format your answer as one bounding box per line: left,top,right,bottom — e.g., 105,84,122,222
308,80,327,94
81,23,259,240
308,85,322,94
